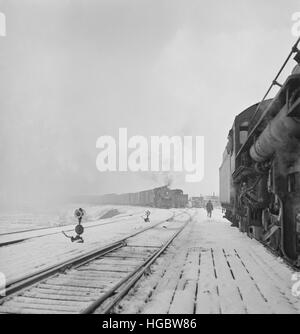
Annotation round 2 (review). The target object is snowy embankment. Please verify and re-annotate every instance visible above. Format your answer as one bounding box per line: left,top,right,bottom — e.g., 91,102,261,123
0,204,138,234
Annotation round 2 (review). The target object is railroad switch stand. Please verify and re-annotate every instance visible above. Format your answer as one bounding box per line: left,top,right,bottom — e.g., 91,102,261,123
143,210,151,222
62,208,86,243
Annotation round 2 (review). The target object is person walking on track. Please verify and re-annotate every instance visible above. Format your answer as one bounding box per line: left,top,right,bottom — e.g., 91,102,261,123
206,200,214,218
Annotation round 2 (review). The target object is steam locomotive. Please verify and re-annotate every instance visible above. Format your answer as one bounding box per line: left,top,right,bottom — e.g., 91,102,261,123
219,40,300,265
99,186,188,209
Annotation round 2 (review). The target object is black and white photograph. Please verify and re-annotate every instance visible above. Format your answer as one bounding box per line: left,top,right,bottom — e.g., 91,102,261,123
0,0,300,318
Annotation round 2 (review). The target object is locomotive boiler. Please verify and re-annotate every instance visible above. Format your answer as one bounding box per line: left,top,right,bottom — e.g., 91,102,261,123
220,38,300,265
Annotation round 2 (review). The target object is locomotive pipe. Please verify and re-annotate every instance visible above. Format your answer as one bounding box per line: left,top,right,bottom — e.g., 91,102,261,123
250,104,300,162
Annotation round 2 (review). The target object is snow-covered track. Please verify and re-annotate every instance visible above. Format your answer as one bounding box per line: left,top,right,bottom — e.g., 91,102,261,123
0,211,191,314
0,210,146,248
82,219,189,314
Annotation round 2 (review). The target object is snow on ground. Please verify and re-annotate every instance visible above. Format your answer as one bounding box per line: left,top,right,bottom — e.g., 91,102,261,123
0,206,146,245
0,204,134,234
116,208,300,314
0,207,174,285
0,211,192,314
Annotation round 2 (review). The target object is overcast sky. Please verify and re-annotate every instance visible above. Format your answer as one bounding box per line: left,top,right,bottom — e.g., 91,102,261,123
0,0,299,206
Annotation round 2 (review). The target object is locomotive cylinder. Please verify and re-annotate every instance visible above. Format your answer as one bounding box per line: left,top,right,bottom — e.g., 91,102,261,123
250,104,300,162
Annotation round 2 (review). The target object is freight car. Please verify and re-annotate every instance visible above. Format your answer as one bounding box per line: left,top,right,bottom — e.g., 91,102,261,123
99,186,188,209
219,38,300,265
190,196,205,208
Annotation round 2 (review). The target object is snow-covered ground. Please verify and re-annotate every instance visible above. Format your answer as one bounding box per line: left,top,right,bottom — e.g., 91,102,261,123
117,208,300,314
0,211,192,314
0,204,136,234
0,206,147,245
3,208,299,314
0,207,175,285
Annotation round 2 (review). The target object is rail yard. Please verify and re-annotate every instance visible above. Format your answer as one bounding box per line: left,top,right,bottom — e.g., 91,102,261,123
0,207,299,314
1,41,300,313
1,1,300,318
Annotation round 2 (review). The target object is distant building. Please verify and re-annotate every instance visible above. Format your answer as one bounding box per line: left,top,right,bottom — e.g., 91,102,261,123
204,194,220,208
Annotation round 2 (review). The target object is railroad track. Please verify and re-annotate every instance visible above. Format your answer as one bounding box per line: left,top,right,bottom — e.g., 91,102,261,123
0,209,148,247
0,210,193,314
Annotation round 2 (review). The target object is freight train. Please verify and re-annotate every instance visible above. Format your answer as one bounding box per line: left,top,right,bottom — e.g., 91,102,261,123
220,39,300,265
190,196,205,208
99,186,188,209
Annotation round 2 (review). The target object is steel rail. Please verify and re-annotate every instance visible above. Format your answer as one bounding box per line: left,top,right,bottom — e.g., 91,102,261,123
1,210,183,300
0,210,146,247
2,240,125,298
81,213,192,314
